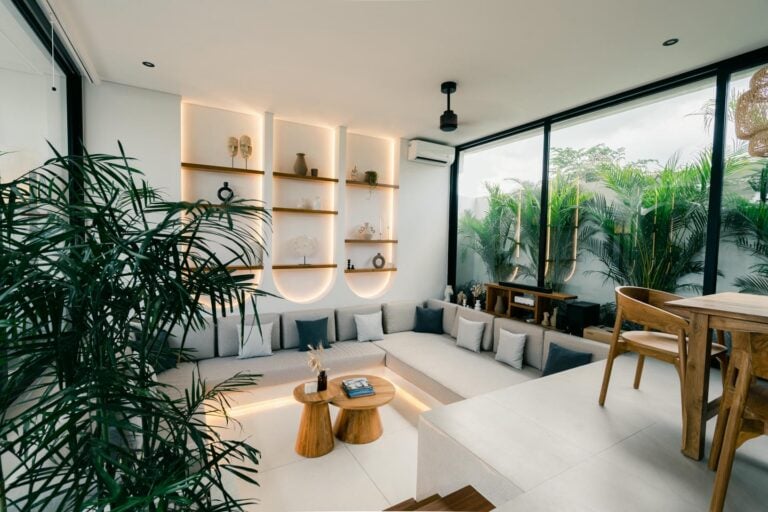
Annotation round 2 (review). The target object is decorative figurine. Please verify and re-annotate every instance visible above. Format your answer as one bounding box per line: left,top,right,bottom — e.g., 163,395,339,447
217,181,234,203
541,312,551,327
551,307,559,329
227,136,239,167
443,285,454,303
372,252,385,269
239,135,253,169
351,165,360,181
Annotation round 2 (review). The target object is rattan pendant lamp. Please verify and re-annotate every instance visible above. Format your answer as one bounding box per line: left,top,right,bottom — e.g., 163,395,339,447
735,66,768,157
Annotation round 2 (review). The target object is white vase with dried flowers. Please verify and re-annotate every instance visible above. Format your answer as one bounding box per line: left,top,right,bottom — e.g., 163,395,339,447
307,344,328,392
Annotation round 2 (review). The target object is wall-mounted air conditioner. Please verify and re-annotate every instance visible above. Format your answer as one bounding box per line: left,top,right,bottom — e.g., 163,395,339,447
407,140,455,166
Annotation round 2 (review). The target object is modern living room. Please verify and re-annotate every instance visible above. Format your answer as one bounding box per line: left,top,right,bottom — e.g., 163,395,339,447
3,1,768,511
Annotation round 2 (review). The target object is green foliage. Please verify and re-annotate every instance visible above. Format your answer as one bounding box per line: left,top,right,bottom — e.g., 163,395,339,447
458,183,517,283
0,146,271,510
722,161,768,294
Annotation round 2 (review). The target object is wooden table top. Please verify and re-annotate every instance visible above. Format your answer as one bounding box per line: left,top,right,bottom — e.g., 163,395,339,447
293,381,341,404
329,374,395,410
666,292,768,323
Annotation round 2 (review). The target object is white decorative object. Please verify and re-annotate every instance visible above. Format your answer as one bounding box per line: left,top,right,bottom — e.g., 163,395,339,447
443,285,454,302
227,136,239,167
289,235,318,265
495,329,527,369
357,222,375,240
541,312,550,327
551,307,559,329
312,196,321,210
474,300,482,310
236,323,273,359
239,135,253,168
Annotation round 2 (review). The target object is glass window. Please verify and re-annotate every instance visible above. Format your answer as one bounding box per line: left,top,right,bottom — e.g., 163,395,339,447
456,130,543,301
718,64,768,294
549,79,717,310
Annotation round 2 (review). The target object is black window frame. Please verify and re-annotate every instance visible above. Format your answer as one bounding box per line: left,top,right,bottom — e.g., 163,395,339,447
449,45,768,295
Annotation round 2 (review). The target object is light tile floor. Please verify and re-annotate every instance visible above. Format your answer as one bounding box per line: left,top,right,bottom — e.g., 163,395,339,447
209,367,435,511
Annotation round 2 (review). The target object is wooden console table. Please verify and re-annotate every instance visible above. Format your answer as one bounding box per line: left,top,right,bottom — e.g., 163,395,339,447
485,283,576,324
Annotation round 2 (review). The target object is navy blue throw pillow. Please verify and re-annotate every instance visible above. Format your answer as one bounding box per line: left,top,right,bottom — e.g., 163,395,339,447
414,306,443,334
297,318,331,351
542,342,593,376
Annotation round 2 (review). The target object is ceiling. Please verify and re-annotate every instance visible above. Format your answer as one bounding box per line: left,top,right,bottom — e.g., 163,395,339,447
52,0,768,145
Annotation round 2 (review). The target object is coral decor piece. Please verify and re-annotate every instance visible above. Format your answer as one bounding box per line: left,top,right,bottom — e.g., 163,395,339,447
735,66,768,157
289,235,318,265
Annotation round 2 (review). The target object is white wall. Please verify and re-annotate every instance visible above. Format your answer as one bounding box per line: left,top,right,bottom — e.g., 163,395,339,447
84,94,449,312
84,81,181,200
0,68,67,181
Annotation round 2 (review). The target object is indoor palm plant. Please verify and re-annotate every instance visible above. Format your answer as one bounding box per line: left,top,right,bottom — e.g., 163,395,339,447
0,146,270,510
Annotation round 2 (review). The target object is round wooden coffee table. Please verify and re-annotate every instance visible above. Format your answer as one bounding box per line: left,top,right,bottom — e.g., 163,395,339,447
293,381,341,458
329,375,395,444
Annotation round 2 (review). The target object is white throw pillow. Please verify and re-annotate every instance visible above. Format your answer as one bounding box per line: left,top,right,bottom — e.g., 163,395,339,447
456,317,485,352
236,322,273,359
495,329,527,369
354,311,384,342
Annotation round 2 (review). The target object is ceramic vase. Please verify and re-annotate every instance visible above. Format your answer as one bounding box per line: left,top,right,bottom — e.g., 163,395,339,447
494,295,506,314
294,153,308,176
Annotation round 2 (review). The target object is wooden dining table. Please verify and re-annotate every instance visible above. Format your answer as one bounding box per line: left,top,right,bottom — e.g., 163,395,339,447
666,292,768,460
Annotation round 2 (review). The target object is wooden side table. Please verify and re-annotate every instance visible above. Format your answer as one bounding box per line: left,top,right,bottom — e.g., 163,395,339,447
293,381,341,458
330,375,395,444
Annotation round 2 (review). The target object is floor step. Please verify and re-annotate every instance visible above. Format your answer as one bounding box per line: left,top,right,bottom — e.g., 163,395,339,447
385,494,440,511
417,486,494,511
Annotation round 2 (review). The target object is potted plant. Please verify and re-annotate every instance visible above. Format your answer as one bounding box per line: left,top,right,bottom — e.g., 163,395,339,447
0,145,271,510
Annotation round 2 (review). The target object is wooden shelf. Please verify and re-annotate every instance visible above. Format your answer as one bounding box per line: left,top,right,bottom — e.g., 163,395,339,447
509,302,535,312
181,162,264,175
345,267,397,273
227,265,264,271
485,283,576,325
344,239,398,244
272,207,338,215
346,180,399,190
272,264,338,270
273,172,338,183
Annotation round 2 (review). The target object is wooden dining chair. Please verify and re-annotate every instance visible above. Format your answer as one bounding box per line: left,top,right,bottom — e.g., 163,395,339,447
708,332,768,512
599,287,729,423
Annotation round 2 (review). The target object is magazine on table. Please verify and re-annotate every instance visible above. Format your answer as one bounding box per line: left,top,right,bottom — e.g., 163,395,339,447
342,377,375,397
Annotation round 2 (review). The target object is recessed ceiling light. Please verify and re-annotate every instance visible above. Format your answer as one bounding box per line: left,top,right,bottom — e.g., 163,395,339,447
142,61,155,68
662,38,679,47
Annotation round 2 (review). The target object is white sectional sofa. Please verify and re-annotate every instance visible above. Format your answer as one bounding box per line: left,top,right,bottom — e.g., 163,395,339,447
158,298,609,405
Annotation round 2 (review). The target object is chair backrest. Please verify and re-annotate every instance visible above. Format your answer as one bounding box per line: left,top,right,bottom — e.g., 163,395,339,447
615,286,689,335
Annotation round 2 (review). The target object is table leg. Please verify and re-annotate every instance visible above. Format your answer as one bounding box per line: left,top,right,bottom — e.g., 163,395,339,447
295,402,334,458
682,312,712,460
334,408,383,444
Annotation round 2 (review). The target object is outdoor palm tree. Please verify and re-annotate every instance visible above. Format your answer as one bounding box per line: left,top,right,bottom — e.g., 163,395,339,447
0,146,270,510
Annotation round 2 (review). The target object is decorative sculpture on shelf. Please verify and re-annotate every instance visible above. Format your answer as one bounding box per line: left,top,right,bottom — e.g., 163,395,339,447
358,222,375,240
217,181,234,203
227,136,239,167
351,165,360,181
289,235,318,265
294,153,309,176
372,252,385,269
443,285,454,303
551,307,559,329
735,66,768,157
541,312,551,327
239,135,253,169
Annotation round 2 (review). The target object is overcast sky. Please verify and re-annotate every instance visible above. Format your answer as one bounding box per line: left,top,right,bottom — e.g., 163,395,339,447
459,73,754,199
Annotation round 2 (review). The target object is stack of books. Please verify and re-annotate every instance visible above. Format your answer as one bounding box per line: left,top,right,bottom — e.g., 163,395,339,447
342,377,375,398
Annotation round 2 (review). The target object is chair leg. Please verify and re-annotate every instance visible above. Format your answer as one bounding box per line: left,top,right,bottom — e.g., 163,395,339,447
709,377,733,471
633,355,645,390
717,353,729,390
710,354,750,512
599,351,616,407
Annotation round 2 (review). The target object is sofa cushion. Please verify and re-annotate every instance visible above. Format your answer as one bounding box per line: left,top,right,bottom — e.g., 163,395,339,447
336,304,381,341
456,317,485,352
197,341,386,388
168,322,215,361
495,329,527,369
297,318,331,351
543,330,609,369
382,300,423,334
426,299,457,335
282,309,336,349
451,308,494,351
493,317,546,370
374,331,538,400
542,343,593,376
156,362,198,400
414,306,443,334
236,322,273,359
354,312,384,342
219,313,281,356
